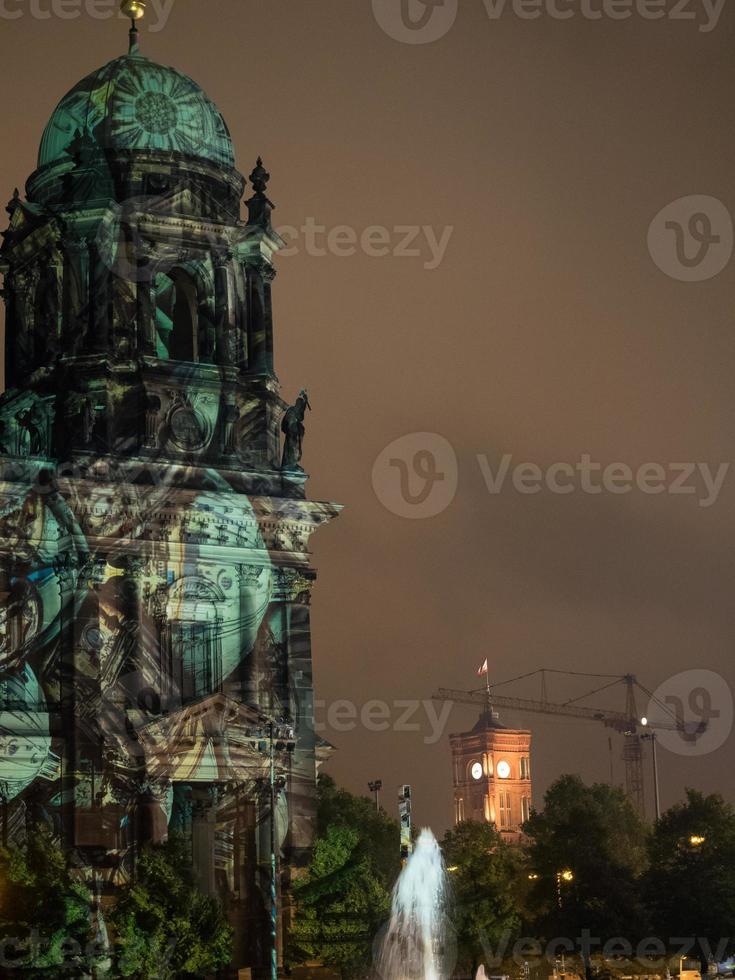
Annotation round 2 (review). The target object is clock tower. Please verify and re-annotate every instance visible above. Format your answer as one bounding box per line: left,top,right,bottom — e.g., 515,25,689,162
450,708,532,842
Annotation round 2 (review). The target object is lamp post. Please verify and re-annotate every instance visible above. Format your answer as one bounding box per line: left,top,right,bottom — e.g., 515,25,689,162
269,724,278,980
368,779,383,812
0,783,7,847
258,721,295,980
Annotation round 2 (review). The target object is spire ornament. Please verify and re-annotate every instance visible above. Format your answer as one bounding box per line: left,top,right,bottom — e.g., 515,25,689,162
245,157,276,229
120,0,145,53
250,157,270,195
5,189,20,217
120,0,146,18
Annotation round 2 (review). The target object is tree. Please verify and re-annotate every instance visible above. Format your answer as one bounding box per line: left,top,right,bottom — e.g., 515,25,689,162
0,828,97,976
316,774,401,886
523,775,649,975
288,775,399,978
644,789,735,970
110,834,233,979
441,820,524,979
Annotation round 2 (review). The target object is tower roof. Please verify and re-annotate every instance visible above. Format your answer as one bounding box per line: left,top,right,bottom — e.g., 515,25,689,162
470,708,507,732
38,44,235,171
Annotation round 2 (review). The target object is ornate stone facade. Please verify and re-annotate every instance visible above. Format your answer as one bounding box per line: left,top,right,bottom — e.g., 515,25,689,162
0,28,339,976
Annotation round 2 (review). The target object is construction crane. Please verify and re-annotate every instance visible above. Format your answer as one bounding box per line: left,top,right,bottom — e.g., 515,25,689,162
432,671,701,817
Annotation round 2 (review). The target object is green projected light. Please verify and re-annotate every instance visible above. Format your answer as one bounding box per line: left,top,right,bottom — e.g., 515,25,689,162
38,51,235,170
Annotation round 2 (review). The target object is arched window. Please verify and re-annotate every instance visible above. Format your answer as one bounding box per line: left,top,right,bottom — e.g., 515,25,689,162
162,577,225,705
154,269,198,361
163,621,221,704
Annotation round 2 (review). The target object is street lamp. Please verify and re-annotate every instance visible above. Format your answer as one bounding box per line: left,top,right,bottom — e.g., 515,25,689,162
249,720,295,980
689,834,706,847
556,869,574,908
270,723,296,980
368,779,383,812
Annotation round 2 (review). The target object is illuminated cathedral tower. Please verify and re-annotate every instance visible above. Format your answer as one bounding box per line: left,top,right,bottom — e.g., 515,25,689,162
0,20,339,973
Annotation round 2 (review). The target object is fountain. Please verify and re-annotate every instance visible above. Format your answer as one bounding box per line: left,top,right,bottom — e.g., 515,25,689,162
374,828,455,980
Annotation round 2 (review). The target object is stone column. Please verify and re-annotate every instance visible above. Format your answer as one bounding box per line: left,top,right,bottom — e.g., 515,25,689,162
245,265,267,375
63,238,89,356
223,403,238,455
53,554,80,849
87,239,110,353
262,265,276,376
1,273,17,385
192,787,217,897
137,274,156,357
214,251,235,367
143,394,161,449
47,249,64,359
232,262,249,369
14,267,39,376
270,567,315,865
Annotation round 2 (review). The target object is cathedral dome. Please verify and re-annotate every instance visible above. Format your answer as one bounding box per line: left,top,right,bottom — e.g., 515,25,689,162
37,45,235,171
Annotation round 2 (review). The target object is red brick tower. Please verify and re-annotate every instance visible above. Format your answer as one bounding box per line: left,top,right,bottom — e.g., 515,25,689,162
450,708,532,842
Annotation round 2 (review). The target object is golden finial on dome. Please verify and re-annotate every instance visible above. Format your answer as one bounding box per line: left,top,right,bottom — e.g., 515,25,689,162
121,0,145,54
120,0,146,19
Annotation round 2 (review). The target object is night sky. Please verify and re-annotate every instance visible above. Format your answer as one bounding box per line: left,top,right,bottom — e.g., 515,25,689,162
1,0,734,833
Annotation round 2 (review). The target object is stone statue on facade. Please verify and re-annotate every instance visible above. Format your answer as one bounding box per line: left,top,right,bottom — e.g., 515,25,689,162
281,389,311,471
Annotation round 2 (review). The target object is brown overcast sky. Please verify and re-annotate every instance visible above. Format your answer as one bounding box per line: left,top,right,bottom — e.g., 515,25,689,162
1,0,734,833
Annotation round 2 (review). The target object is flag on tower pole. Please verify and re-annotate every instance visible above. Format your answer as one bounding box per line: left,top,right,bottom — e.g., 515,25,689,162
477,659,491,700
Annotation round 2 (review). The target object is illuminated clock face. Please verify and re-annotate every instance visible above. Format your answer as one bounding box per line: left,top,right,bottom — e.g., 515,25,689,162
471,762,483,781
497,761,511,779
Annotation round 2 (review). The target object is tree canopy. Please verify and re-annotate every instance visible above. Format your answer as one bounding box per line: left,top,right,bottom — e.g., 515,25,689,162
441,820,524,977
645,789,735,968
523,773,649,951
290,774,735,980
288,774,399,978
110,834,233,979
0,828,97,976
